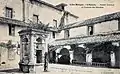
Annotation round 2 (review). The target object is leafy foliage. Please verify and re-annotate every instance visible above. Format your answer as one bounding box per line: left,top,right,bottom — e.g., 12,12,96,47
0,40,16,49
85,42,119,54
28,19,49,30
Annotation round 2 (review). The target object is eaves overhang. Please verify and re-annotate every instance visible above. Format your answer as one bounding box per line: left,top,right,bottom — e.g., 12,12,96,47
0,17,28,27
62,11,120,30
0,17,58,32
49,31,120,46
30,0,79,18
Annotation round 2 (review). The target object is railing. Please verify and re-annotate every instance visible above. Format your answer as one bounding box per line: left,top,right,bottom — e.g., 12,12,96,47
72,61,109,68
91,62,108,67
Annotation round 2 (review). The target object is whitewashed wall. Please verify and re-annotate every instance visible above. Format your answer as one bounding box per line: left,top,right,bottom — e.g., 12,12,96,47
70,26,87,37
0,0,23,21
94,20,118,34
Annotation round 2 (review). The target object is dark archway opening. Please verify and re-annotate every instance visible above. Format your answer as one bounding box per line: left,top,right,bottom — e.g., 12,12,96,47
36,50,42,63
73,47,86,63
58,55,70,64
58,48,70,64
92,42,119,67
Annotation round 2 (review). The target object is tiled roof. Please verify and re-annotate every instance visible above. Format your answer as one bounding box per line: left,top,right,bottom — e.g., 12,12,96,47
0,17,58,32
31,0,78,18
0,17,28,27
49,31,120,46
62,11,120,30
31,0,62,11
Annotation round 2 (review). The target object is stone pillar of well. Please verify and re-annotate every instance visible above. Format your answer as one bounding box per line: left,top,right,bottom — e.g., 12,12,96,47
19,36,23,65
18,29,49,73
29,34,36,72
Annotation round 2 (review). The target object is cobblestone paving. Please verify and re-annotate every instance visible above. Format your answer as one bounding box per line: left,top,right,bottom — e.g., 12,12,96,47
0,64,119,74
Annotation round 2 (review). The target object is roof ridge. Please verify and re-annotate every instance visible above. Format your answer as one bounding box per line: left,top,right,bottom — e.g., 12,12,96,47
30,0,79,18
62,11,120,30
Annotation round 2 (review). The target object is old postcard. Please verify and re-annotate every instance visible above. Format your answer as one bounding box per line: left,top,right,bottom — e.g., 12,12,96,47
0,0,119,74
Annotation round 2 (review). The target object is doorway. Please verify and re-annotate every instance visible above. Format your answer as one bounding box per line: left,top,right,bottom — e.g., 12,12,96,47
36,50,42,63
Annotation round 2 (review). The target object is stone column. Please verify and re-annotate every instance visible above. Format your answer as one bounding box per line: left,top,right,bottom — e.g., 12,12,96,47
28,35,35,72
19,36,23,71
110,51,115,67
29,35,35,64
115,47,120,68
69,51,73,63
56,47,62,63
112,42,120,68
19,36,23,62
86,53,92,65
56,53,59,63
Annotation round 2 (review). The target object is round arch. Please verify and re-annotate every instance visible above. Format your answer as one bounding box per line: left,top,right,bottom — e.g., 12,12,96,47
59,48,70,55
73,47,86,62
57,48,70,64
92,42,119,63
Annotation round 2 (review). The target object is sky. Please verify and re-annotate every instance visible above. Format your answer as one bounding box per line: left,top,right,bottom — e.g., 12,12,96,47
44,0,120,20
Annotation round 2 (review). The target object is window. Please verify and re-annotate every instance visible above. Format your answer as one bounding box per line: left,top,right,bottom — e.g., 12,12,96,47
5,7,13,18
88,26,94,35
52,32,55,38
8,24,15,36
64,29,70,38
33,14,38,23
8,48,15,60
53,19,57,27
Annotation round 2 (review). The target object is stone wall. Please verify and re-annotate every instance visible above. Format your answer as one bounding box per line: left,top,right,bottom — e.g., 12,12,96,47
0,47,20,68
69,20,119,38
0,0,78,45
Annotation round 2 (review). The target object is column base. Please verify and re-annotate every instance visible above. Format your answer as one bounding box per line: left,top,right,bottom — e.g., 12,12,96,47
19,63,35,73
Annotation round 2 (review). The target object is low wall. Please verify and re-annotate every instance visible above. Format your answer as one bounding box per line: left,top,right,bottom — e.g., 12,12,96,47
49,64,120,74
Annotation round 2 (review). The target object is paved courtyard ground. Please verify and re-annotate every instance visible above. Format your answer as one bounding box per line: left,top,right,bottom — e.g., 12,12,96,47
0,64,119,74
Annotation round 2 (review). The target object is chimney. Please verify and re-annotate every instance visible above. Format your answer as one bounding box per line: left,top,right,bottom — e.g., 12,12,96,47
56,3,67,10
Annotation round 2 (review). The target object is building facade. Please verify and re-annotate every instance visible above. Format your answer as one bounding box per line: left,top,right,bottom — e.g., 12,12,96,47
0,0,78,67
0,0,119,70
49,12,120,68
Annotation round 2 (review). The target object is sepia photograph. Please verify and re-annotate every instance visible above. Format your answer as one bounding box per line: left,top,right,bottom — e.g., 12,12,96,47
0,0,120,74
